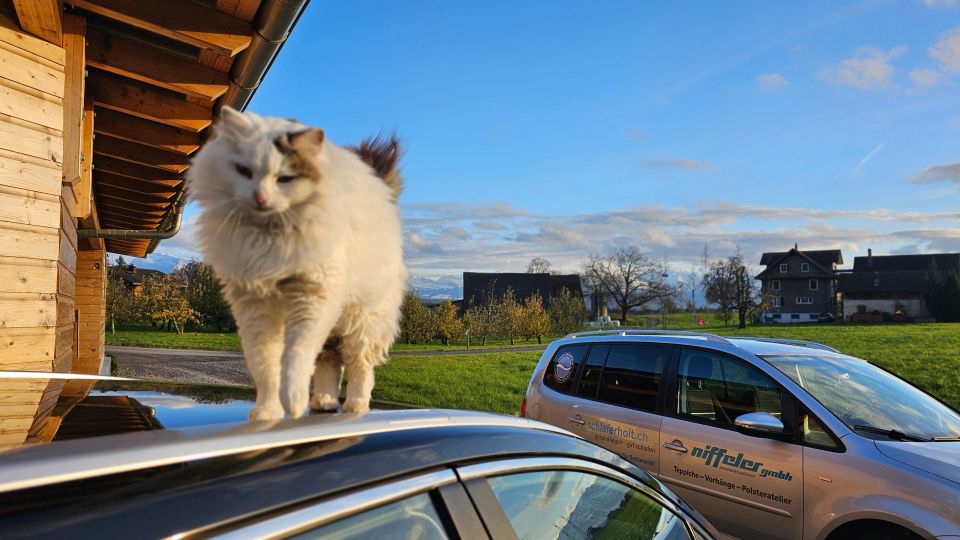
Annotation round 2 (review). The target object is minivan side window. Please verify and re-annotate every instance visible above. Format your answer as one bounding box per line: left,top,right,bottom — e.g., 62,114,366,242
597,344,671,412
575,344,610,399
543,345,589,395
676,349,782,428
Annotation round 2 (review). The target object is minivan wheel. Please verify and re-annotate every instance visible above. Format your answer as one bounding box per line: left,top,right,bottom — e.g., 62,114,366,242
827,519,922,540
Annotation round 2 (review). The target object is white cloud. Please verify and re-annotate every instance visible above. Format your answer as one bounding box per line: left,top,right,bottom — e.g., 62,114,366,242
643,157,714,170
930,27,960,72
757,73,789,91
909,68,943,89
910,162,960,184
922,0,957,7
821,46,905,90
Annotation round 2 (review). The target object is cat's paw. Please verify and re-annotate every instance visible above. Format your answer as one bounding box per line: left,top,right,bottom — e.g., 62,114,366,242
310,393,340,412
342,398,370,414
248,403,284,421
282,386,310,419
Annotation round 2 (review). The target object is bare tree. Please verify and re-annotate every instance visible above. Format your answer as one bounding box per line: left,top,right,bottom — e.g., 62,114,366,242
583,247,674,326
526,257,552,274
703,253,767,329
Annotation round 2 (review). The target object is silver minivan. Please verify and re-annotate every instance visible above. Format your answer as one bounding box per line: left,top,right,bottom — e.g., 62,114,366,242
522,330,960,540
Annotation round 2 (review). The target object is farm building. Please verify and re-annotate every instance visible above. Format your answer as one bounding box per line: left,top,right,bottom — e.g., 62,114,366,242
0,0,307,447
462,272,583,308
838,250,960,321
755,246,843,323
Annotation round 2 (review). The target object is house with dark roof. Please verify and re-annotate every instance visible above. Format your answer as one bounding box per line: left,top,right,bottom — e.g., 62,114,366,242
755,245,843,323
462,272,583,308
837,250,960,321
110,265,167,296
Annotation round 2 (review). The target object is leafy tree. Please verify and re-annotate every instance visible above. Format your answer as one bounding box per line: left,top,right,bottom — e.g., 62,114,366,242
139,275,197,335
521,293,551,344
583,247,674,326
399,289,433,344
495,288,525,345
526,257,552,274
549,287,588,335
432,299,463,346
703,254,766,329
464,300,495,346
175,261,234,331
105,263,132,333
925,262,960,322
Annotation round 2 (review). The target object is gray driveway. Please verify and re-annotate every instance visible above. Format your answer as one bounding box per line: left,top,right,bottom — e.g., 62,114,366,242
106,344,545,386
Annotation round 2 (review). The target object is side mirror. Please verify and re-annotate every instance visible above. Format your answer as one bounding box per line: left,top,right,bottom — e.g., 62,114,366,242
735,412,790,440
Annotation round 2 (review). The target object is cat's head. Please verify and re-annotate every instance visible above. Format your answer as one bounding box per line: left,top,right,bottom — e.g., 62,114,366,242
188,106,326,215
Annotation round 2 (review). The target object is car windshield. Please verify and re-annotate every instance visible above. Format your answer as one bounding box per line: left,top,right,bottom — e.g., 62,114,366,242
762,354,960,441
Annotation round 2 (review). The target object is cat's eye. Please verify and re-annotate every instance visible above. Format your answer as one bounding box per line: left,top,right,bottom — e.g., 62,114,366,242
234,163,253,179
277,174,298,183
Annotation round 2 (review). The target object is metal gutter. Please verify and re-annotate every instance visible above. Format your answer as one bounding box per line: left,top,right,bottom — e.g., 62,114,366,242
78,0,311,250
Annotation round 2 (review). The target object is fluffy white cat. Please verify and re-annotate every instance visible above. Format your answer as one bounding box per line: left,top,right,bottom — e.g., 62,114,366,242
188,106,406,420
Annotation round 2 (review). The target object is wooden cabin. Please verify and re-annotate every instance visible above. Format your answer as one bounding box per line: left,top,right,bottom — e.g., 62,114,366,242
0,0,307,447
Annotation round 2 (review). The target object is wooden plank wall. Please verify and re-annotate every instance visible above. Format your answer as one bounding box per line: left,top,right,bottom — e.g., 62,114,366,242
74,249,105,374
0,20,65,373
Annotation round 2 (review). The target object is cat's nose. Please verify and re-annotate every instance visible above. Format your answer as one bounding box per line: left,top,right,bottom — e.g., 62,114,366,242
252,190,268,207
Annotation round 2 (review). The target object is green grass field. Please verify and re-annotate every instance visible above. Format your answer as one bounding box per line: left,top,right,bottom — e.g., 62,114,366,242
371,323,960,415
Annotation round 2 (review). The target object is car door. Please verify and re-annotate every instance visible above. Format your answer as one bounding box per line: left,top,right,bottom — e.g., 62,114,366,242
659,348,803,540
457,457,711,539
565,343,668,476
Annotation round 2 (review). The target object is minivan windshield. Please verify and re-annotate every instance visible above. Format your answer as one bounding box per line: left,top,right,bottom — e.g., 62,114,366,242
763,354,960,441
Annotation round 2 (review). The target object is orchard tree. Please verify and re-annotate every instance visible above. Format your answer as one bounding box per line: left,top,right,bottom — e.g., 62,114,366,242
549,287,589,335
105,267,131,333
583,247,674,326
432,299,463,346
140,275,197,334
496,288,525,345
703,254,766,329
399,289,433,344
521,293,551,344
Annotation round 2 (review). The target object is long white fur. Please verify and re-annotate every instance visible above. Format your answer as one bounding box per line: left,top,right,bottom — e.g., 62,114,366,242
188,107,406,420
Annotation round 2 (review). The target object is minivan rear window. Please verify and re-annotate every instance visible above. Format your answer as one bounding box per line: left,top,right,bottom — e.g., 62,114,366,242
576,344,610,399
543,345,589,395
597,345,671,412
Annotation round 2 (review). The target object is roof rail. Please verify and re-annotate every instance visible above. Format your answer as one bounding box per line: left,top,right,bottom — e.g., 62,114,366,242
726,337,840,353
564,329,732,344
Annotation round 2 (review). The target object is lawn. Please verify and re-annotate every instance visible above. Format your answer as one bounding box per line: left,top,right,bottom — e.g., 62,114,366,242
371,323,960,415
372,351,541,414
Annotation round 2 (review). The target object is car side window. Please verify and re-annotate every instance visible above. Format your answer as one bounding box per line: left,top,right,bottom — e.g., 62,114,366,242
288,492,448,539
486,470,690,539
543,345,589,395
676,349,782,428
576,344,610,399
799,407,842,450
597,344,670,412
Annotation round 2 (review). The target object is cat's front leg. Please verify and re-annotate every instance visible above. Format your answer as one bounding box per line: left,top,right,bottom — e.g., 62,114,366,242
281,297,342,419
232,295,285,421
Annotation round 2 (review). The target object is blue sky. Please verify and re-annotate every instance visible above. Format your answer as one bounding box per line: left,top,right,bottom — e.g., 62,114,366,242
138,0,960,298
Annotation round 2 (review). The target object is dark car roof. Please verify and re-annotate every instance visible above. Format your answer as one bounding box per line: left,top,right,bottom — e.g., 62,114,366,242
0,373,680,538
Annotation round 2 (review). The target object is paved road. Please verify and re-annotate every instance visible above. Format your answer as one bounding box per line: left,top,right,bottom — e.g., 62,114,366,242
106,344,546,386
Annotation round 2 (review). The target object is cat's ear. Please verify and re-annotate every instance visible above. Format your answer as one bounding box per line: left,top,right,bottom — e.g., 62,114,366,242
288,128,325,150
274,129,323,155
216,106,253,139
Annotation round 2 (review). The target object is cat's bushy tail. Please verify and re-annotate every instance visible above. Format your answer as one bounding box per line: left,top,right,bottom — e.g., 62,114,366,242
352,134,402,201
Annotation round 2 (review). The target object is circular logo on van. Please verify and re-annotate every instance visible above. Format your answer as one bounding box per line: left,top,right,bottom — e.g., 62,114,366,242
555,352,575,382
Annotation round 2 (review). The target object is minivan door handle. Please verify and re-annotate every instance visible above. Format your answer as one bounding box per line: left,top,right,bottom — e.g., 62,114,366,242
663,440,688,453
568,414,585,425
